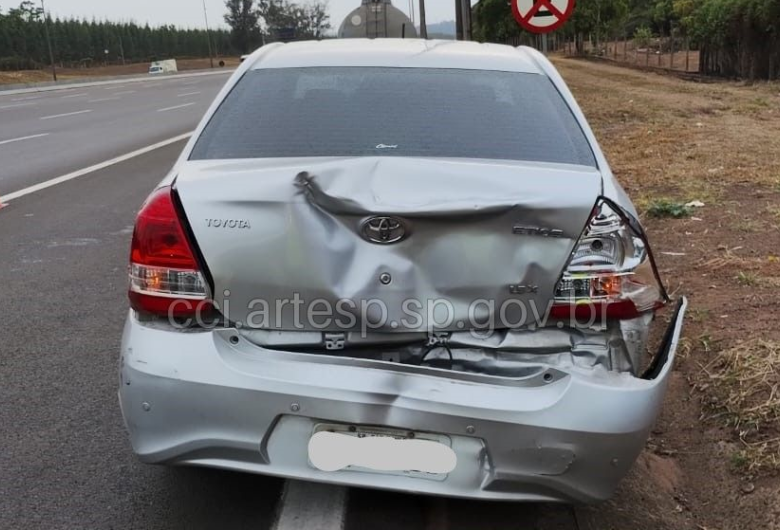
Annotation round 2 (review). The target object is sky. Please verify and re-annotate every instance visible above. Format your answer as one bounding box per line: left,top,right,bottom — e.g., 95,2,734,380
44,0,457,31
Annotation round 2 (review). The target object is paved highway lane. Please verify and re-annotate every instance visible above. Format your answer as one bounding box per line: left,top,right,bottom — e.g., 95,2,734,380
0,142,283,530
0,72,230,195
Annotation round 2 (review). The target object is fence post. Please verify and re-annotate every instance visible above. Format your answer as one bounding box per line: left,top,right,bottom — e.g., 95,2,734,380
658,33,662,67
613,33,617,60
685,37,690,72
670,30,675,70
623,31,628,62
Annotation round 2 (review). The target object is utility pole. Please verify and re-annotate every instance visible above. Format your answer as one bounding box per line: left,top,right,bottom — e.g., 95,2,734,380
455,0,462,40
418,0,427,39
202,0,215,68
460,0,471,40
40,0,57,82
119,35,126,65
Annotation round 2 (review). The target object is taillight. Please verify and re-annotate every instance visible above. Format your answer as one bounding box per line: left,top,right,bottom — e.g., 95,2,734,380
128,186,210,317
551,198,667,320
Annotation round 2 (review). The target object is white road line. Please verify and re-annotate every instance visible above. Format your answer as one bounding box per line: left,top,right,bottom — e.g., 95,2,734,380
113,90,136,96
273,481,348,530
157,102,196,113
0,69,231,97
88,97,120,103
12,95,42,101
40,109,92,120
177,91,201,97
1,131,192,203
62,92,88,99
0,102,34,110
0,133,50,147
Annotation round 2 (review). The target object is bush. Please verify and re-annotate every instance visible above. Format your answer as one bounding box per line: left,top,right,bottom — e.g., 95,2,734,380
634,26,654,48
646,199,693,218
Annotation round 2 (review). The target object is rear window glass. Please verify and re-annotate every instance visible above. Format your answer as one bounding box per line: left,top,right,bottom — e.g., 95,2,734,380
190,67,596,167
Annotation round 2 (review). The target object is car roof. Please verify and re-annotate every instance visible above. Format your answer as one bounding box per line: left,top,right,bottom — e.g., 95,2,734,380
247,39,544,74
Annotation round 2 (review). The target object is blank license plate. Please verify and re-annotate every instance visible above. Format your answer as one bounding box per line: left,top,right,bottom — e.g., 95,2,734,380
308,424,457,480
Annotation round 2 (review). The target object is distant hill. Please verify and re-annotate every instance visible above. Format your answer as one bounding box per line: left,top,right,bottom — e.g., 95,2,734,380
425,20,456,38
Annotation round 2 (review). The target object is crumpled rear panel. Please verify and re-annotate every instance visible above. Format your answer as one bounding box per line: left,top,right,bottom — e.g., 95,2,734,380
176,156,602,331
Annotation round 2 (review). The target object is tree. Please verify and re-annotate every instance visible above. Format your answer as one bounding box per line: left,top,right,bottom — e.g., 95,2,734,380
471,0,521,43
671,0,696,32
567,0,629,52
257,0,330,41
224,0,260,52
299,1,330,39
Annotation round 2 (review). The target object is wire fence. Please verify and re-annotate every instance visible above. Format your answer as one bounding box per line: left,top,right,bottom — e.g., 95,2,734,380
504,32,701,75
569,35,700,74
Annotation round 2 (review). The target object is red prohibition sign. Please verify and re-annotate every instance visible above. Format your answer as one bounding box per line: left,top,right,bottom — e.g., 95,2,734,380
512,0,575,34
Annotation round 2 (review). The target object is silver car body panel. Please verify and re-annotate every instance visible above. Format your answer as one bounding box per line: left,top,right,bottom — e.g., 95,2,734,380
122,40,684,502
174,157,601,331
119,298,686,503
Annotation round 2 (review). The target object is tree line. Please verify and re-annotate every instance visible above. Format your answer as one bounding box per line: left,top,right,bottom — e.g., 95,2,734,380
0,1,237,71
473,0,780,80
0,0,331,72
224,0,330,53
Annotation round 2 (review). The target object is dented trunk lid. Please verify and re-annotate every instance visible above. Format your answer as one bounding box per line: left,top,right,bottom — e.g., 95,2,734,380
175,156,603,331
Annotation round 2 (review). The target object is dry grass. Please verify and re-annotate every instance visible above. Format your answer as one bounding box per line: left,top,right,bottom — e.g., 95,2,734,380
553,58,780,196
699,249,760,271
701,340,780,471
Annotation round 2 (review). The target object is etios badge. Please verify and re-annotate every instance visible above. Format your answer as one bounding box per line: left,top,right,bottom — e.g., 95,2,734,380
512,0,575,34
361,216,408,244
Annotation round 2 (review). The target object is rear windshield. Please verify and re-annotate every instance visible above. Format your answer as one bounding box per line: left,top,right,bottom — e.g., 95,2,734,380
190,67,596,167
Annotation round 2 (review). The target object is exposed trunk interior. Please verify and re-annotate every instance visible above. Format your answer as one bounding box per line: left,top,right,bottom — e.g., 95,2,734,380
238,314,654,377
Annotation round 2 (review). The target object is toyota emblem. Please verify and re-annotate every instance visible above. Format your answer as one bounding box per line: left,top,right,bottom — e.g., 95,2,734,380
361,216,408,244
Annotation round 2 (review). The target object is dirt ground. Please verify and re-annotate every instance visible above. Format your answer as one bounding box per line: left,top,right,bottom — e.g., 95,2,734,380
552,57,780,530
0,57,240,85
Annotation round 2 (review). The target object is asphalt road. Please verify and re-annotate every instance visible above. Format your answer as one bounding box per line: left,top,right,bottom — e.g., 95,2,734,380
0,71,230,195
0,77,588,530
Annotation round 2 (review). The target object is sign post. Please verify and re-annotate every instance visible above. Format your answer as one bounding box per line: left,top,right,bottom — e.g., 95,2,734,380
512,0,574,36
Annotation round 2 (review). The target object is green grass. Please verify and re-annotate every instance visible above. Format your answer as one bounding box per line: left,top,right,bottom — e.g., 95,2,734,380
730,451,749,471
646,199,693,219
736,271,760,286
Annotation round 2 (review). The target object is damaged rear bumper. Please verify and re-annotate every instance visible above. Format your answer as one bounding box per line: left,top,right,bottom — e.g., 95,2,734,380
118,298,687,503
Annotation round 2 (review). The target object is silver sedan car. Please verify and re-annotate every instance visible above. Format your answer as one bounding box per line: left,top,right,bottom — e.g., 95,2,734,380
119,39,687,503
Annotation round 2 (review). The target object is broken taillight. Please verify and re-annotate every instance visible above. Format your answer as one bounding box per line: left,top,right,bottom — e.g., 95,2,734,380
128,186,210,317
551,198,667,320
